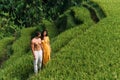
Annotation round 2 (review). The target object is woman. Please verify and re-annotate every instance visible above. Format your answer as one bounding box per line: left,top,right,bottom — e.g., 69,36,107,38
41,30,51,66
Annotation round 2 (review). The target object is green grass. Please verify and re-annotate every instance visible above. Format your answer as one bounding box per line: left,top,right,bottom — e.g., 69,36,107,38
0,37,14,57
0,23,58,80
28,0,120,79
0,27,36,80
41,19,58,38
82,1,106,19
0,53,33,80
56,6,94,33
92,0,120,17
28,16,120,80
0,0,120,80
70,6,94,24
51,6,94,53
0,5,94,79
0,37,15,66
51,23,92,53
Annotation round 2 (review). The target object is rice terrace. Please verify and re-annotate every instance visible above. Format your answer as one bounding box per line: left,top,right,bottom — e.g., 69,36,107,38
0,0,120,80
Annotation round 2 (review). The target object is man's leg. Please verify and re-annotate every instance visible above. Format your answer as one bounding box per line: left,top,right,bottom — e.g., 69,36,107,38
38,50,43,70
34,51,38,74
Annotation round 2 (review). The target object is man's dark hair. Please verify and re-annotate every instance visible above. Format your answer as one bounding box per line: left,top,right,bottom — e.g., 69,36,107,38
35,31,41,37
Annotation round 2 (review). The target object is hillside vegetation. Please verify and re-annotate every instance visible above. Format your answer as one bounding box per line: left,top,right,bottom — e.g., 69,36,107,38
0,0,120,80
29,15,120,80
92,0,120,17
28,0,120,79
0,37,14,66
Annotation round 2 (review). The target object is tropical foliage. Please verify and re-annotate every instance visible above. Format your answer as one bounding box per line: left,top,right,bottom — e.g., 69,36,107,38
0,0,120,80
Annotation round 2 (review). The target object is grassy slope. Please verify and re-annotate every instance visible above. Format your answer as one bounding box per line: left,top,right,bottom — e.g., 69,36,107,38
0,37,14,58
41,20,58,38
92,0,120,17
51,6,94,53
0,5,93,80
0,0,120,80
28,6,95,80
0,21,58,80
0,6,94,80
28,0,120,80
0,27,36,80
1,27,36,68
0,37,15,67
29,16,120,80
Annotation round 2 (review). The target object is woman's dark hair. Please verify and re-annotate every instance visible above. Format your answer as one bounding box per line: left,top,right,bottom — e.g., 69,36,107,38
41,30,48,40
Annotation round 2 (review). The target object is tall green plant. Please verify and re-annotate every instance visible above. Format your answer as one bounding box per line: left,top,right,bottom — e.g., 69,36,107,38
0,17,20,39
0,0,43,27
43,0,83,20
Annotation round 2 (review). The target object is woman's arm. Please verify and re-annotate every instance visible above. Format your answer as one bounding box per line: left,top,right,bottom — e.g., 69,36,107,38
47,37,51,52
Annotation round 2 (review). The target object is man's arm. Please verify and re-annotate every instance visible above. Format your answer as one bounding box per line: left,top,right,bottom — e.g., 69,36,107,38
40,39,44,52
31,40,36,59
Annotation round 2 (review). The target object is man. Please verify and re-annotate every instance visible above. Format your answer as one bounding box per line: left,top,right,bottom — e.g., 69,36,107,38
31,31,43,74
